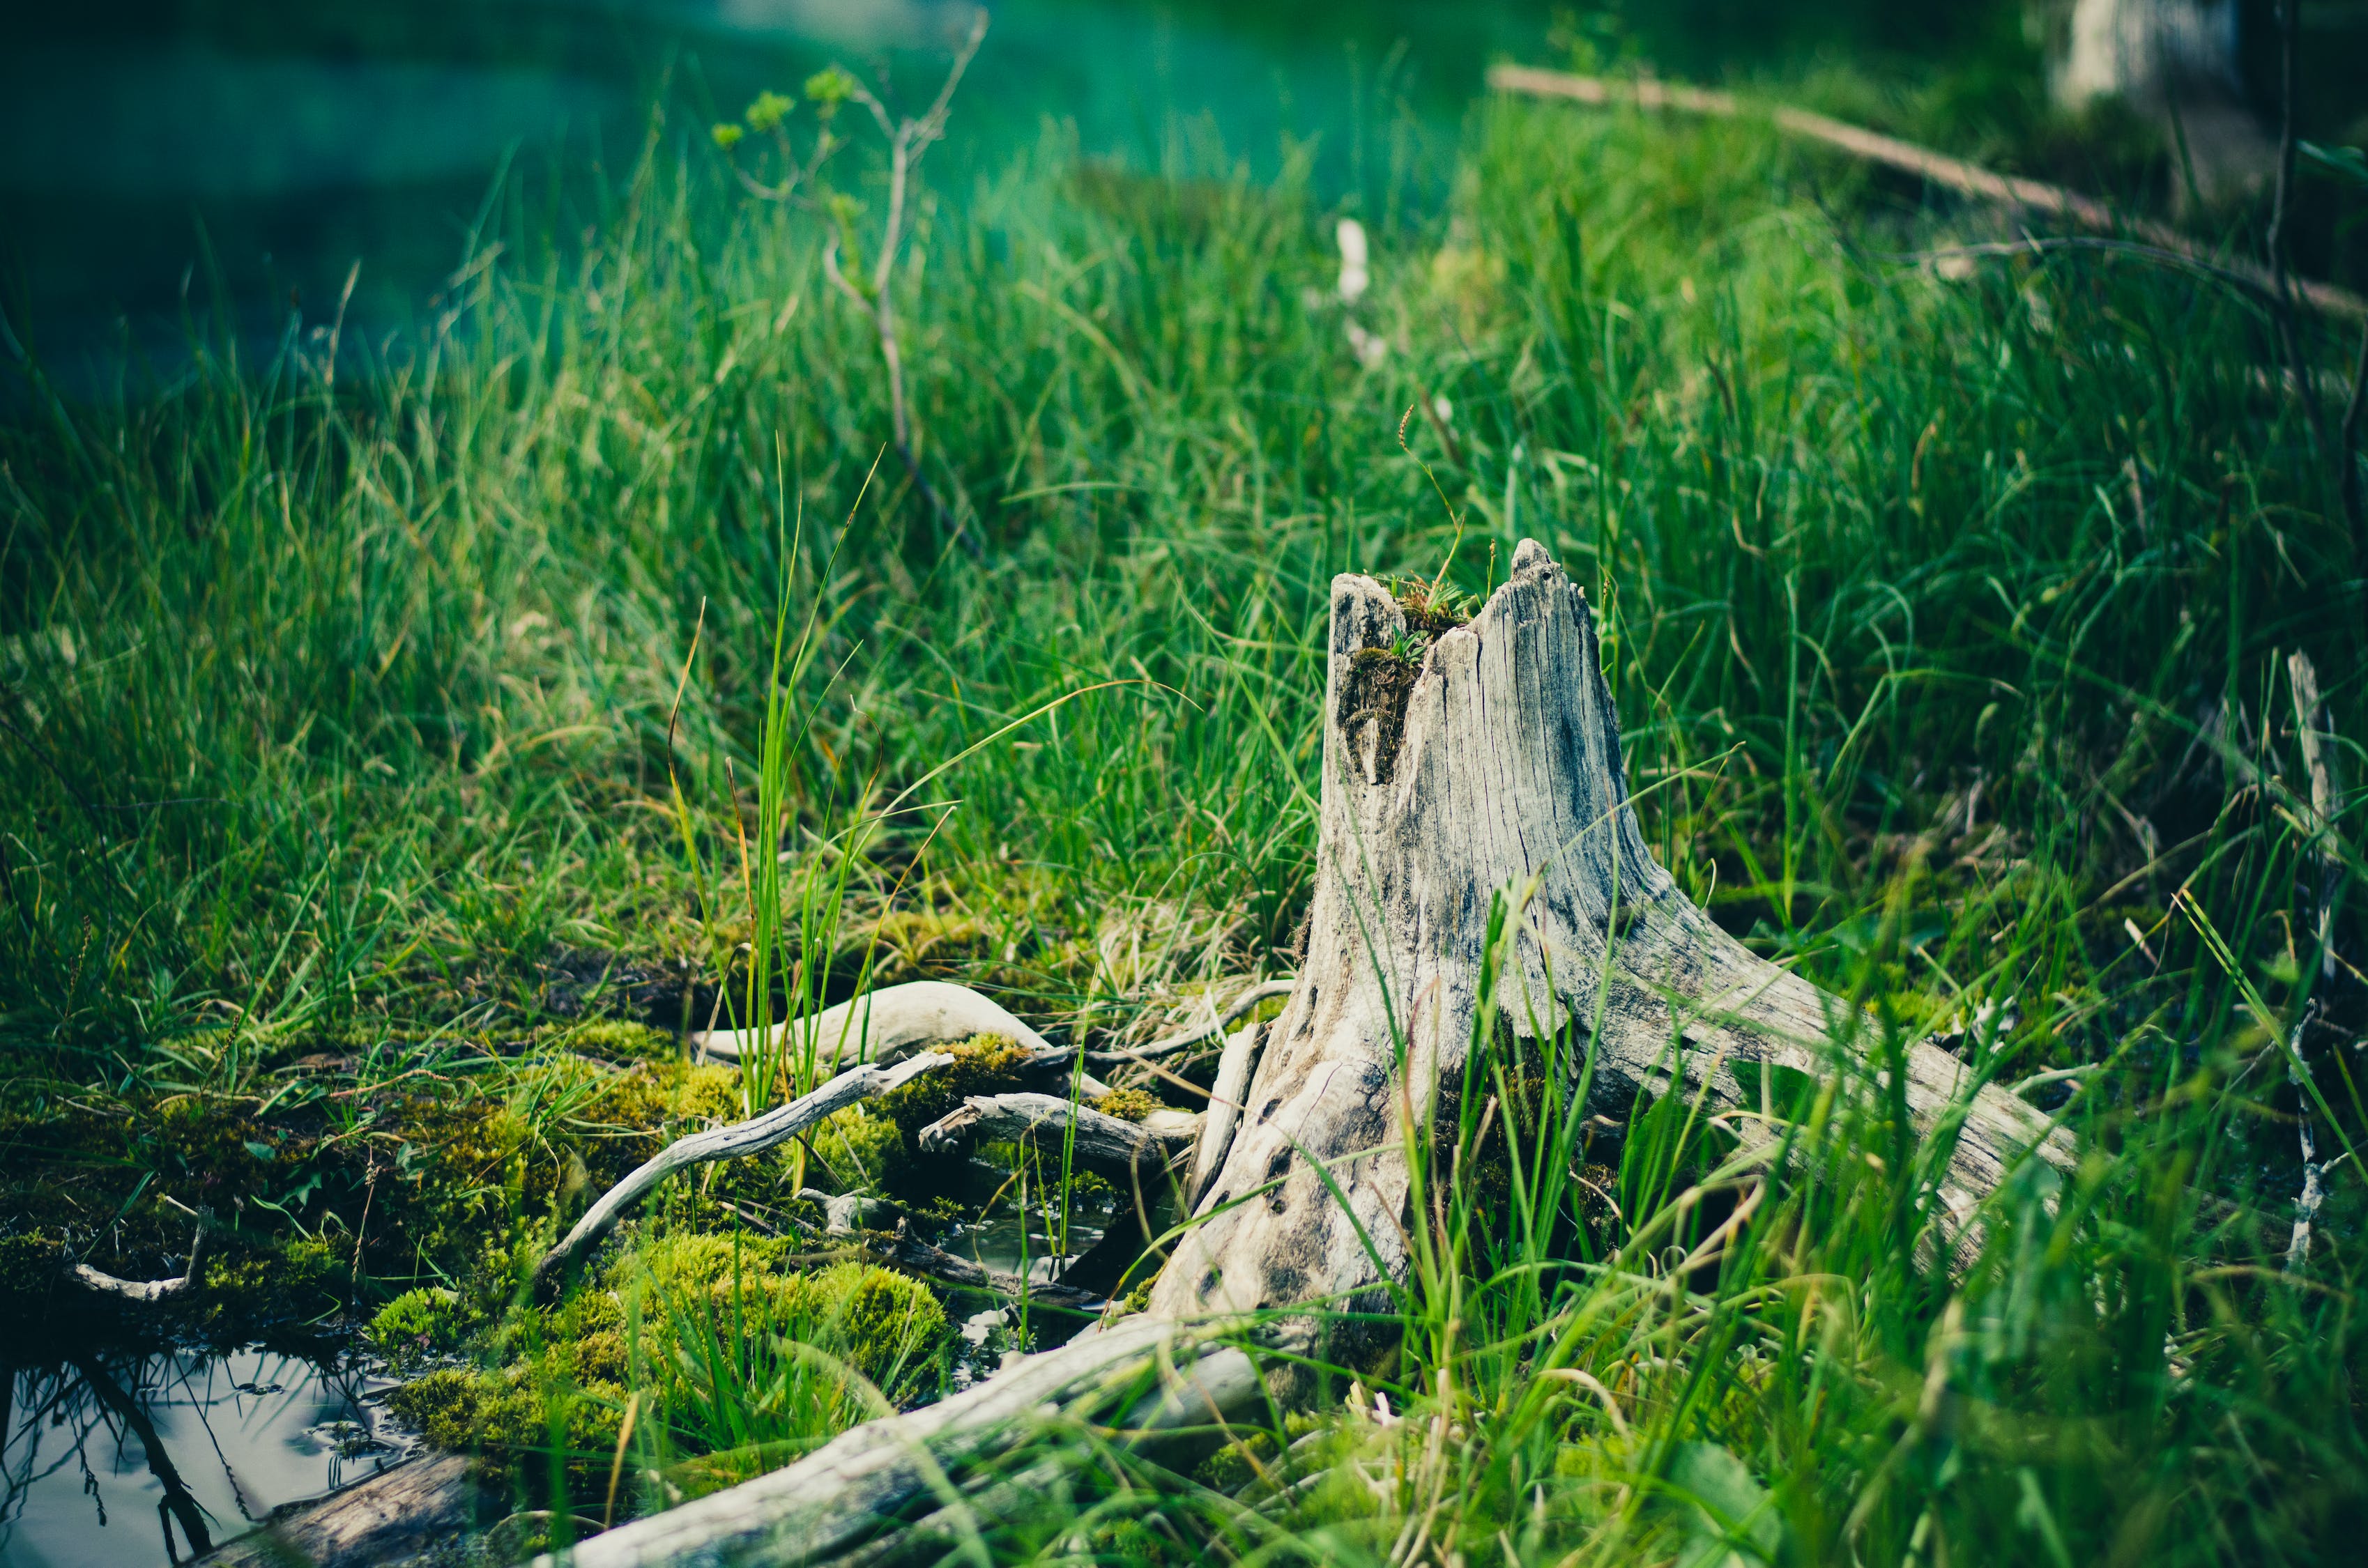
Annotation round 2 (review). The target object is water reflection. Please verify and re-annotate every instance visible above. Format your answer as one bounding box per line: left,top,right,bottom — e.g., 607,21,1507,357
0,1348,405,1568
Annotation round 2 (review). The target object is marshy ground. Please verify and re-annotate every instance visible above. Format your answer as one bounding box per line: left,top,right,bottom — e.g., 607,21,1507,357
6,25,2368,1565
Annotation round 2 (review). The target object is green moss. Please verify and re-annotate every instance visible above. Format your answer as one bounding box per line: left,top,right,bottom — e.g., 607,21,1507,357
565,1021,680,1063
1193,1429,1278,1491
389,1229,949,1496
809,1105,907,1192
369,1286,463,1369
0,1234,63,1317
1090,1088,1163,1123
386,1365,625,1458
878,1033,1034,1140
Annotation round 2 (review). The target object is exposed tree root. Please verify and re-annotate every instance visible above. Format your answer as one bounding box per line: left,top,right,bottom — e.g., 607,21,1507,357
916,1093,1198,1176
536,1053,951,1287
533,541,2072,1565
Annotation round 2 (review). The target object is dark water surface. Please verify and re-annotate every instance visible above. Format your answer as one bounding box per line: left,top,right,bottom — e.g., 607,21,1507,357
1,0,1571,391
0,1347,404,1568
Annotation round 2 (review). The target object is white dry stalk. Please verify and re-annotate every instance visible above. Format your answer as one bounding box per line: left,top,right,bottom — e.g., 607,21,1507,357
2285,650,2342,1270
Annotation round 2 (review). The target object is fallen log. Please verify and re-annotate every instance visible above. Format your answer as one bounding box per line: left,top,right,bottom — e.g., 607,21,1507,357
1488,64,2368,323
550,540,2070,1565
915,1093,1198,1176
192,1451,483,1568
535,1053,950,1286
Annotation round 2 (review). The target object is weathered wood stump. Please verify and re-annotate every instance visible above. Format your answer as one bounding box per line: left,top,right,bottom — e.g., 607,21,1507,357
552,540,2069,1567
1147,539,2068,1371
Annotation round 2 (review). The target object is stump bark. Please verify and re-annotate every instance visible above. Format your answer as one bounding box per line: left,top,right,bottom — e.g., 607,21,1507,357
553,539,2068,1567
1145,540,2068,1365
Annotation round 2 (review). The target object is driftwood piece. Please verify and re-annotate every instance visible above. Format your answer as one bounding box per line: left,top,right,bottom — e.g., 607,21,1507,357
1187,1022,1265,1208
537,1054,950,1286
869,1231,1106,1315
915,1093,1198,1176
192,1452,482,1568
1488,64,2368,323
68,1208,213,1302
692,981,1055,1066
548,540,2070,1564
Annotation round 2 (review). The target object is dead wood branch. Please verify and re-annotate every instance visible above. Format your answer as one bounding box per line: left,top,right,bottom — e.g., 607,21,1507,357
68,1206,213,1302
915,1093,1198,1176
1488,63,2367,322
693,980,1054,1066
193,1452,483,1568
536,1053,949,1286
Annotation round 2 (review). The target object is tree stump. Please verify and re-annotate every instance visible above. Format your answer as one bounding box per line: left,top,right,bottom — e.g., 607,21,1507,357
1148,540,2068,1370
554,539,2068,1567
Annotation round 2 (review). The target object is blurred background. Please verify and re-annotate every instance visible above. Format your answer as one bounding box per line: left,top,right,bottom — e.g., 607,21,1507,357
5,1,2368,392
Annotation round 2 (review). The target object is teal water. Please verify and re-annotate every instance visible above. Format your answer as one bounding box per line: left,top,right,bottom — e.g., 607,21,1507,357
0,0,1567,389
0,1,2049,392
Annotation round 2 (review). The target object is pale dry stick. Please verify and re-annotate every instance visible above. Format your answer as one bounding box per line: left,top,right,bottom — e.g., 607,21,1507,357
535,1052,949,1287
2286,652,2344,1270
823,10,989,549
1487,64,2368,323
1188,1020,1266,1207
69,1207,213,1302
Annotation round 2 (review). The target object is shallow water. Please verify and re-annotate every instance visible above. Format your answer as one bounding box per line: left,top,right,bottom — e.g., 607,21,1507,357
1,0,1550,394
0,1347,406,1568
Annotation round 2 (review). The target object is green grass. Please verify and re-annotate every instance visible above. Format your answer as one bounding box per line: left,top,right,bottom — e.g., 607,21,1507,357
5,71,2368,1565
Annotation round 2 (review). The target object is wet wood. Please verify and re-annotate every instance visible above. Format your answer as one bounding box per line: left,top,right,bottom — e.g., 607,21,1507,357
193,1451,481,1568
915,1093,1198,1176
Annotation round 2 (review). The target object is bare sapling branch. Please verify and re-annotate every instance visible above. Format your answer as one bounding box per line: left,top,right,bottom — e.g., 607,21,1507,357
818,10,990,553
